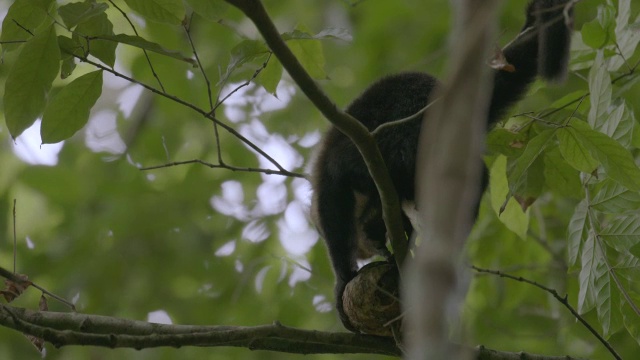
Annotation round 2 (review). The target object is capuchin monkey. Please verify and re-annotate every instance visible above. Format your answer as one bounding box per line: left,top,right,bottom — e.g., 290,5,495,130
310,0,574,332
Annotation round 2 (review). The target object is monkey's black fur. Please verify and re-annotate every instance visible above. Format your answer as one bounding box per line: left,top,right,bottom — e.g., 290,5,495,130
310,0,573,332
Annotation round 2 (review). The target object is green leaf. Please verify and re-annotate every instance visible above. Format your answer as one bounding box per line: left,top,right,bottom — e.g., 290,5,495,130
3,24,60,138
557,126,600,174
58,36,83,79
569,119,640,191
588,51,612,129
578,233,601,313
591,179,640,213
622,290,640,346
282,28,352,42
543,147,583,199
609,0,640,71
287,28,327,80
41,70,104,144
256,57,283,96
74,13,116,67
594,261,621,337
602,100,634,148
98,34,197,66
224,40,270,80
599,215,640,253
0,0,54,52
57,1,109,29
507,129,556,195
567,200,588,269
124,0,185,25
185,0,229,21
486,128,528,157
581,19,608,48
489,155,529,240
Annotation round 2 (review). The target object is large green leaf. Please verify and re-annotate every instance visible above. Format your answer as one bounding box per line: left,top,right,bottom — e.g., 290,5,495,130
578,233,601,313
73,12,117,67
588,51,612,129
599,215,640,253
591,179,640,213
490,155,529,240
0,0,54,52
507,129,556,195
124,0,185,25
567,200,588,269
594,262,622,337
569,119,640,191
3,24,60,138
288,38,327,80
543,147,583,199
557,126,600,174
41,70,104,144
57,1,109,29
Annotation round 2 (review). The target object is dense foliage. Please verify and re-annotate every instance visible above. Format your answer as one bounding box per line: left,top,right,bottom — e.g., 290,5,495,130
0,0,639,359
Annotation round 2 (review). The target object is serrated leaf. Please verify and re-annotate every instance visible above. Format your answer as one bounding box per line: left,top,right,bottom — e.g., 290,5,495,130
73,13,116,67
591,179,640,213
621,289,640,345
578,232,601,313
599,215,640,253
603,100,634,148
570,119,640,191
124,0,185,25
98,34,197,66
4,24,60,138
594,261,620,337
57,1,109,29
543,147,583,198
507,129,556,195
41,70,103,144
557,126,600,173
567,200,588,269
588,51,612,129
609,0,640,71
489,155,529,240
0,0,54,52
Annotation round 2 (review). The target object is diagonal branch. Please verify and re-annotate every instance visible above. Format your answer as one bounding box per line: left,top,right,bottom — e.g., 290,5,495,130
222,0,408,267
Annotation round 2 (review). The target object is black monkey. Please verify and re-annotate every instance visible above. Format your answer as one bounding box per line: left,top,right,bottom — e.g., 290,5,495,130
310,0,574,331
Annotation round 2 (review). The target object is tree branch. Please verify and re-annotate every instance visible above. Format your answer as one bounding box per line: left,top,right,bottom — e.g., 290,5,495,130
222,0,408,267
0,305,399,355
0,305,590,359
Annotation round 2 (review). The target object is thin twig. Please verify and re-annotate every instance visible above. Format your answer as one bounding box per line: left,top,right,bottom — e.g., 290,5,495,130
371,97,440,136
107,0,165,91
211,52,272,115
70,55,292,173
0,267,76,311
471,266,622,360
184,16,214,111
140,159,305,178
